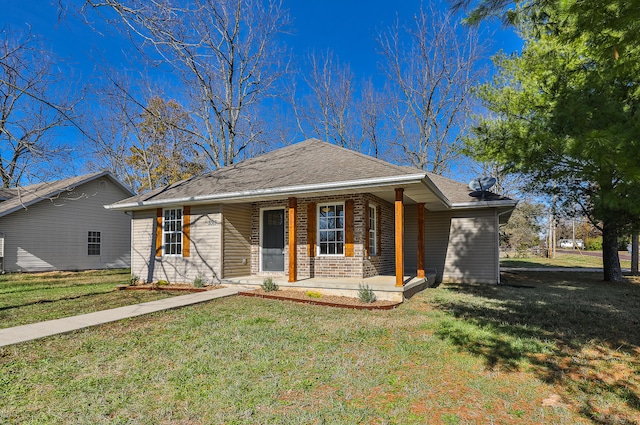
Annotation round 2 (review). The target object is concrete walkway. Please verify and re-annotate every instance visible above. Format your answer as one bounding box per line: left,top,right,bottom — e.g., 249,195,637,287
0,286,244,348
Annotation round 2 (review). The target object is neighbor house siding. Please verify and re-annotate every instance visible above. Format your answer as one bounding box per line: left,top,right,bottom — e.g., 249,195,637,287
0,178,131,272
132,204,222,284
425,209,498,283
222,203,251,278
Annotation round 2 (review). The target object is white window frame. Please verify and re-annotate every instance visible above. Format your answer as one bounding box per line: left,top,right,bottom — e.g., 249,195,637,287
87,231,101,256
368,205,377,257
163,207,183,256
317,202,345,256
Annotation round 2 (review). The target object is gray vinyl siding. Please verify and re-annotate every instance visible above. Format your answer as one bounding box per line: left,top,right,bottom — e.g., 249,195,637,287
0,178,131,272
403,204,419,274
222,203,251,278
132,205,223,284
425,209,498,283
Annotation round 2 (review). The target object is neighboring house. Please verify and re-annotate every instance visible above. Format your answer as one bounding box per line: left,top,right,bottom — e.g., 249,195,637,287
0,172,134,273
107,139,517,301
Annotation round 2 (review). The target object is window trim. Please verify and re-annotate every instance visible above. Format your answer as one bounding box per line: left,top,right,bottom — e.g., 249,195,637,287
163,207,183,257
87,231,101,256
317,202,345,257
368,204,378,257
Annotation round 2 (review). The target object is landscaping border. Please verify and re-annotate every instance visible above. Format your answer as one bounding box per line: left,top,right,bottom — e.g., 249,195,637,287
238,291,402,310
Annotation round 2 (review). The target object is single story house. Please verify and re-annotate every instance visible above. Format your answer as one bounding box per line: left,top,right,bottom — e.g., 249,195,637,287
106,139,516,301
0,171,133,272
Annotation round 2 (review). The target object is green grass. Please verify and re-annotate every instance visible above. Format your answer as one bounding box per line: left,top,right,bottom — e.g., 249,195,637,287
501,252,632,269
0,269,183,329
5,272,639,423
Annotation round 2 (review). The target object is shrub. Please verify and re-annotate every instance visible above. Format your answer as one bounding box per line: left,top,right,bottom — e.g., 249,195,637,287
306,291,322,298
156,280,169,286
129,274,140,286
585,237,603,251
193,274,207,288
261,277,278,292
358,284,377,303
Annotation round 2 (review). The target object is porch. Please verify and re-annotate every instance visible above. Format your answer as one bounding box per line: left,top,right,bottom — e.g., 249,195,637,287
222,270,437,302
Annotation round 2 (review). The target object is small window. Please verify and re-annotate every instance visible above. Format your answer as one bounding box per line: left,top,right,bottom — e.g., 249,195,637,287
88,231,101,256
318,203,344,255
369,205,377,256
163,208,183,255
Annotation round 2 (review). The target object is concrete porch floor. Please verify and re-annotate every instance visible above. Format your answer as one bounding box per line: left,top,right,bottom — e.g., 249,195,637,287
222,272,436,302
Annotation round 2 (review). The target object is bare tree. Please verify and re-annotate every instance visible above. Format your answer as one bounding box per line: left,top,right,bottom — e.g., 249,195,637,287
292,51,360,149
83,0,289,169
0,27,79,187
378,6,486,175
84,70,204,193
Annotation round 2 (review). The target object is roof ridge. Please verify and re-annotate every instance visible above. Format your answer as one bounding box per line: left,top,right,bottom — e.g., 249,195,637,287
304,139,424,175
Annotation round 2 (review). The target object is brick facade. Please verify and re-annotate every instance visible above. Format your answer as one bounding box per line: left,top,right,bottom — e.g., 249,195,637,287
250,193,396,279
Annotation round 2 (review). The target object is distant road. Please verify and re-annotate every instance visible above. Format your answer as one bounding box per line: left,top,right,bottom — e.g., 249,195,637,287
556,249,631,261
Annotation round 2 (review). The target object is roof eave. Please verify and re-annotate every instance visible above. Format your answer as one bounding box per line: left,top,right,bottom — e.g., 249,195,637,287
106,173,428,211
450,199,519,209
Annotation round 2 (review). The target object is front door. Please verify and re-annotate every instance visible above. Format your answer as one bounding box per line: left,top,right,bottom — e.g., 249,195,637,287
262,209,285,272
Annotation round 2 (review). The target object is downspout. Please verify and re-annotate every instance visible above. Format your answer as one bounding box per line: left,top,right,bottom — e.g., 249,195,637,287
496,207,516,285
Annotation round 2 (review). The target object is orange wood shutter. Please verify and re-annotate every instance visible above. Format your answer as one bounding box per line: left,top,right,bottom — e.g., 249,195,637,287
364,200,370,256
345,199,355,257
155,208,163,257
307,202,316,257
182,206,191,257
376,205,382,255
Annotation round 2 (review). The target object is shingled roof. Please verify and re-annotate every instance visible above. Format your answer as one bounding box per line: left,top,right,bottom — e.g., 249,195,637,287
0,172,134,218
108,139,515,211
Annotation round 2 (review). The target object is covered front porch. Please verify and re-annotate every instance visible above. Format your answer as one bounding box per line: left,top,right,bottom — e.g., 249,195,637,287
223,271,437,302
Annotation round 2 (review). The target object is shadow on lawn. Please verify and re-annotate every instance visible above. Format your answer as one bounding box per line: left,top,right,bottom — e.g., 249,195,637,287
430,272,640,425
0,290,115,311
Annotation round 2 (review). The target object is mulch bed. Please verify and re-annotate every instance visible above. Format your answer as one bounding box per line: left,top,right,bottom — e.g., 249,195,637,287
239,288,402,310
117,284,224,293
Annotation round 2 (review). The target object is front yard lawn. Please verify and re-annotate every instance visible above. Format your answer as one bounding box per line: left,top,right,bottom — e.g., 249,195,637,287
501,252,632,269
1,271,639,424
0,269,184,329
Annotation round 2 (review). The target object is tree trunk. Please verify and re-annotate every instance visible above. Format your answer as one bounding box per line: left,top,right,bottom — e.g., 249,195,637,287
602,221,623,282
632,232,639,276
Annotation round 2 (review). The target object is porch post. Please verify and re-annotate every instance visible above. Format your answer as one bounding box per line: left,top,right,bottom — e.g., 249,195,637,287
417,203,425,278
395,188,404,287
288,197,297,282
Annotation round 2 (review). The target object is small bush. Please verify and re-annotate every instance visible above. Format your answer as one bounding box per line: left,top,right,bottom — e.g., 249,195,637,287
585,236,603,251
193,274,207,288
358,284,377,303
261,277,279,292
306,291,322,298
156,280,169,286
129,274,140,286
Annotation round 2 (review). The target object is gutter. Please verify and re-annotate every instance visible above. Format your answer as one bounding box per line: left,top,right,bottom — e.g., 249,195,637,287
450,199,518,210
105,173,428,211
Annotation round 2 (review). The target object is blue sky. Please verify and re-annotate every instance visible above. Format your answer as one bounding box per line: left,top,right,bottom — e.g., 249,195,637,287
4,0,523,182
5,0,521,78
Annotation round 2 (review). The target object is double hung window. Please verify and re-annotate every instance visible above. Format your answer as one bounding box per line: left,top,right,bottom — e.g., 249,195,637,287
368,205,377,256
318,203,344,255
163,208,183,255
87,231,101,256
